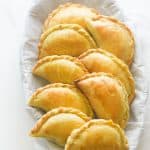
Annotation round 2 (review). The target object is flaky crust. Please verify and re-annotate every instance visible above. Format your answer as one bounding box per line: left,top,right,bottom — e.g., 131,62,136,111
28,83,94,117
85,15,135,65
30,107,90,136
79,48,135,103
65,119,129,150
38,24,97,58
75,72,129,128
43,2,100,31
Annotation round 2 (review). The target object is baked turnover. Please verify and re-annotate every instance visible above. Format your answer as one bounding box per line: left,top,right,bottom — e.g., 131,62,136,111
30,107,90,147
32,55,88,84
43,3,100,31
75,72,129,128
39,24,97,59
79,48,135,104
65,119,128,150
28,3,137,149
28,83,93,117
85,15,135,65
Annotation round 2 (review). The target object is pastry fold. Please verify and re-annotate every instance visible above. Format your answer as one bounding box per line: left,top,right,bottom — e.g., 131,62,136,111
65,119,128,150
28,83,94,117
39,24,97,59
30,107,90,146
85,15,135,65
32,55,88,84
43,3,100,31
75,72,129,128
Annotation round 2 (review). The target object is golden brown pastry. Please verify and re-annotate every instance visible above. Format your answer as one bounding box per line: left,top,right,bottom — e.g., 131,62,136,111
65,119,128,150
79,48,135,104
28,83,94,117
75,72,129,128
39,24,97,59
85,15,135,65
43,3,100,31
30,107,90,147
32,55,88,84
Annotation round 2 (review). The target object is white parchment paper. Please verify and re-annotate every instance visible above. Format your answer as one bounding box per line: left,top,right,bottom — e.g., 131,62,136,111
21,0,149,149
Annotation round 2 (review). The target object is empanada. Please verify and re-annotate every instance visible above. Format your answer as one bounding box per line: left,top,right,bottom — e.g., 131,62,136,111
65,119,128,150
79,48,135,104
43,3,100,31
85,15,135,65
75,72,129,128
30,107,90,146
39,24,97,59
28,83,93,117
32,55,88,84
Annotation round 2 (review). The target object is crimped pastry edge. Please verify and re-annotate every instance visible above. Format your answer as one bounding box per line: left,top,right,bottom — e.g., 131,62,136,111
28,83,94,117
75,72,122,84
78,48,135,103
43,2,100,31
86,15,135,65
28,83,76,102
38,23,97,58
65,119,129,150
30,107,91,136
32,55,88,74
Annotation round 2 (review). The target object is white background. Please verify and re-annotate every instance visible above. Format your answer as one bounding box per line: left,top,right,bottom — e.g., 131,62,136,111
0,0,150,149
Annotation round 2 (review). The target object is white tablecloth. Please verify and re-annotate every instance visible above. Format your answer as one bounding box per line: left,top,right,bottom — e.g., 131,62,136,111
0,0,149,149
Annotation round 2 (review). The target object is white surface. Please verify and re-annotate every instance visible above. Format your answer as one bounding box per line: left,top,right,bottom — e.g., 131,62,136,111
0,0,150,150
